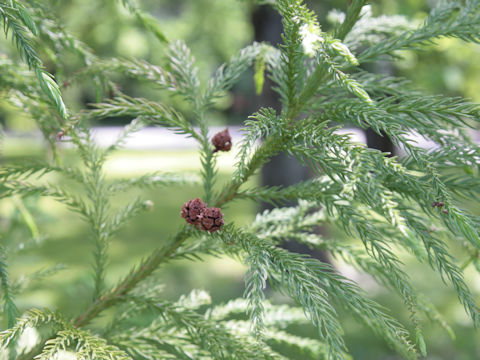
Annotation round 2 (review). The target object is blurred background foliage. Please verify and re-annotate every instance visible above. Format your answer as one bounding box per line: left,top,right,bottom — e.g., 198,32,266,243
1,0,480,359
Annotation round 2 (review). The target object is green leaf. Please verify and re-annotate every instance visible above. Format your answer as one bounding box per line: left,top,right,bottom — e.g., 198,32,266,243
35,68,68,119
14,3,38,36
0,249,19,328
254,57,266,95
136,11,168,43
415,329,427,357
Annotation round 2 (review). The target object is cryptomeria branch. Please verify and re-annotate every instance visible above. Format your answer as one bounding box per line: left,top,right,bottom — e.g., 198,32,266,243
74,116,289,327
74,227,189,327
4,1,480,359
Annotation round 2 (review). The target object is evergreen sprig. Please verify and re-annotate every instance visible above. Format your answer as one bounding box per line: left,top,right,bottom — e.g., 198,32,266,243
0,0,67,119
0,248,18,329
226,227,416,359
118,0,168,44
1,0,480,359
358,1,480,63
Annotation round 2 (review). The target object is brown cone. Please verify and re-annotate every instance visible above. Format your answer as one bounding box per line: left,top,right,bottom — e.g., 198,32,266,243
212,128,232,152
199,207,224,232
181,198,207,225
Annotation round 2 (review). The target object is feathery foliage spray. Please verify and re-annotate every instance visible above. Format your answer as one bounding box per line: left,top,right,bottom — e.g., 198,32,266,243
1,0,480,358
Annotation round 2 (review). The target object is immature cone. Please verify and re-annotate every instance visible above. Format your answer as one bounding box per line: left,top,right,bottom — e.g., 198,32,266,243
199,207,224,232
181,198,207,225
211,128,232,152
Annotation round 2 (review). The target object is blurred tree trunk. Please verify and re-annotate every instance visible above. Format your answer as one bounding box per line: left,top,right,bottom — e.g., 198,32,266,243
365,62,395,155
366,129,395,155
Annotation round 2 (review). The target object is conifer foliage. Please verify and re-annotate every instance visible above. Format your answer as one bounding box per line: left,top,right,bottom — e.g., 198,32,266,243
1,0,480,359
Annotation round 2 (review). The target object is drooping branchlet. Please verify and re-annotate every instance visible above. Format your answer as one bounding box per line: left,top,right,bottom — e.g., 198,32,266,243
181,198,207,225
212,128,232,152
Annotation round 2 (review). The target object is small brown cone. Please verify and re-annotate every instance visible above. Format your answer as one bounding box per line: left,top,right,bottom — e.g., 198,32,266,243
181,198,207,225
199,207,224,232
211,128,232,152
